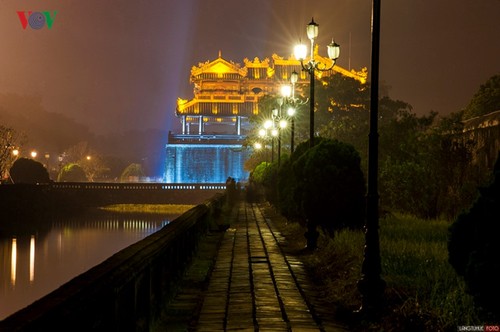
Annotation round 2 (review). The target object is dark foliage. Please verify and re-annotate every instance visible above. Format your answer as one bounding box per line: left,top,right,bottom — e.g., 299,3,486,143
9,157,50,184
293,138,366,235
448,151,500,320
463,74,500,120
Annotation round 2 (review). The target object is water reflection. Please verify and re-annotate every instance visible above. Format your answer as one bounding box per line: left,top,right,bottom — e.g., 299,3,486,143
0,211,174,320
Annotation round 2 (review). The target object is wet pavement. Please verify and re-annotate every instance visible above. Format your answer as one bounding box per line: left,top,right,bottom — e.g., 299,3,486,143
158,201,348,331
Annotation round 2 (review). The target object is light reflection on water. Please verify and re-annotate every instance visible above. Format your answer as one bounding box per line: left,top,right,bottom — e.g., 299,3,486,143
0,212,174,320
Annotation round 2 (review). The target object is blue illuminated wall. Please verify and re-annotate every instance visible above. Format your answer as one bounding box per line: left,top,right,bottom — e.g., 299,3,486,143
164,143,251,183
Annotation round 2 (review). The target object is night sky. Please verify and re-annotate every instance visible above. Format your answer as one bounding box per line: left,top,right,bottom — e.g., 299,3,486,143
1,0,499,135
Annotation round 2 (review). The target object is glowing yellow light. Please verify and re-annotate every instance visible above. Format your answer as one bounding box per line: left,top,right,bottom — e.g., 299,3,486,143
30,235,35,283
281,84,292,98
11,238,17,286
294,44,307,60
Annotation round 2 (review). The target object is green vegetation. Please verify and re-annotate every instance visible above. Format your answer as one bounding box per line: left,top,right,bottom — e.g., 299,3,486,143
252,138,366,248
120,163,145,182
247,73,500,327
378,215,478,330
99,204,195,215
463,74,500,120
58,163,87,182
277,212,481,331
248,74,497,222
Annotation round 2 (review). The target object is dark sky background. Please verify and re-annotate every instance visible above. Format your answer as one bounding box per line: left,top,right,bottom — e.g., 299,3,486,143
1,0,499,136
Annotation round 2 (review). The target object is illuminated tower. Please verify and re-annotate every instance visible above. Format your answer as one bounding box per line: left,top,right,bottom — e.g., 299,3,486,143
164,51,367,183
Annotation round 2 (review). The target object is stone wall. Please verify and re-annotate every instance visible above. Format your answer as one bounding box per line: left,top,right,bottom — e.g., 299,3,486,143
463,110,500,171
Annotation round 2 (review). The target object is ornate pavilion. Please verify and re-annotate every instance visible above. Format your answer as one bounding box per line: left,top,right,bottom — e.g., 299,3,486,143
164,49,367,183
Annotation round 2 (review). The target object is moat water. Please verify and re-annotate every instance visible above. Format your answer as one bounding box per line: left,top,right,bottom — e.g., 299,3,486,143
0,211,177,320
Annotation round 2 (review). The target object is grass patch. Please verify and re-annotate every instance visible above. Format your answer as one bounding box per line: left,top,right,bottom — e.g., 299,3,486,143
378,214,480,331
99,204,195,215
281,212,481,331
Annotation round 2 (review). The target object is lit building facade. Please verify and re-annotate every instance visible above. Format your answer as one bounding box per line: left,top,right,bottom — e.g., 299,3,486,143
164,49,367,183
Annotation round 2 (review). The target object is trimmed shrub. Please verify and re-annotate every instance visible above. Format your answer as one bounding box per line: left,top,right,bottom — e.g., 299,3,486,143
10,157,50,184
58,163,87,182
293,138,366,235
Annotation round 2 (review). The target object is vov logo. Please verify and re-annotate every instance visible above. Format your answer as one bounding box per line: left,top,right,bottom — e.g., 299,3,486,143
17,11,57,30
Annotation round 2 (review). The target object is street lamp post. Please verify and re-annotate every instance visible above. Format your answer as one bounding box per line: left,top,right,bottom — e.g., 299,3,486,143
271,106,287,168
271,127,278,163
259,120,278,163
289,71,299,154
280,83,296,155
272,108,280,166
358,0,386,313
258,128,269,163
294,18,340,148
287,106,296,154
294,18,340,250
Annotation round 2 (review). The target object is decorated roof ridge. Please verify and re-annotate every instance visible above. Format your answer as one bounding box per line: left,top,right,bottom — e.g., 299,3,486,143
243,57,271,68
191,56,246,77
271,53,367,83
190,51,368,84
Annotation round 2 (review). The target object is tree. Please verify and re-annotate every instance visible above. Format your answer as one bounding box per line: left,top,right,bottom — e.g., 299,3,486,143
293,138,366,248
1,125,25,182
463,74,500,120
81,155,109,182
10,157,50,184
120,163,144,182
58,163,87,182
62,142,108,181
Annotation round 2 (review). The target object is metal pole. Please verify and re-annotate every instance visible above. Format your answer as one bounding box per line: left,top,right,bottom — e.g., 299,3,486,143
278,129,281,167
309,68,315,148
290,117,295,154
358,0,385,312
271,137,274,163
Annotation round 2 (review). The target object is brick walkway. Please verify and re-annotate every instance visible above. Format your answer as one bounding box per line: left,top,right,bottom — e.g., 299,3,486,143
158,201,347,331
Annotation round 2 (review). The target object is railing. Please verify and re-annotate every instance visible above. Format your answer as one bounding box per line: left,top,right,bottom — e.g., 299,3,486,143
0,193,226,331
50,182,227,191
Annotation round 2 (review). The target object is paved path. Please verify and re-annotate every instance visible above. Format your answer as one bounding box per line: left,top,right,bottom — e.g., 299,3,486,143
159,201,347,331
